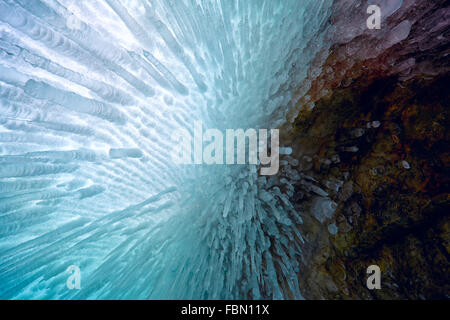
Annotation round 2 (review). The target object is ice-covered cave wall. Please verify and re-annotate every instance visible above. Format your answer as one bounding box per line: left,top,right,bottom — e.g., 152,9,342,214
0,0,336,299
285,0,449,123
2,0,446,300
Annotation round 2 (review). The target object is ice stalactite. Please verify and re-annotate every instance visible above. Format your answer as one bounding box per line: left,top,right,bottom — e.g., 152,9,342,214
0,0,336,299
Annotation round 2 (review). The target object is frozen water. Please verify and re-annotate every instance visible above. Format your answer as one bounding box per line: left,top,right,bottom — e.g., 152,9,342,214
0,0,335,299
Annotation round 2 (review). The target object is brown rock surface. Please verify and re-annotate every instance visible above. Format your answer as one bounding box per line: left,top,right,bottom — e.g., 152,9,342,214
285,74,449,299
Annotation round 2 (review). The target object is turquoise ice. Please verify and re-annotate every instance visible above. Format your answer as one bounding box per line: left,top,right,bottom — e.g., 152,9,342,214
0,0,333,299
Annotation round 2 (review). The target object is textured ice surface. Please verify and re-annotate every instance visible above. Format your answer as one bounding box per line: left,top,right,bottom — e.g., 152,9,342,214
2,0,447,301
2,0,447,300
0,0,335,299
292,0,450,116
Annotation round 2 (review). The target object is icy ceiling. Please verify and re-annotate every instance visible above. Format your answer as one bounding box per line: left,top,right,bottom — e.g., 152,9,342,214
0,0,447,299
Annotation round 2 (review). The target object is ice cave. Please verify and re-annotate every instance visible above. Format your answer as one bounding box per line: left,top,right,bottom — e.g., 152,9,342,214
0,0,448,300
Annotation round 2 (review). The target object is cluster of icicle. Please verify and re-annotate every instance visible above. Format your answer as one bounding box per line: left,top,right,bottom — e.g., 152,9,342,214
289,0,449,120
0,0,339,299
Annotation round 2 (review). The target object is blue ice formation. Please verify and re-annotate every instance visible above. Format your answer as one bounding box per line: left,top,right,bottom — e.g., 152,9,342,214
0,0,333,299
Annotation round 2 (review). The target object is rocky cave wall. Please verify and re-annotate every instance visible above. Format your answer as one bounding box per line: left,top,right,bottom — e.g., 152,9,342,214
280,0,449,299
